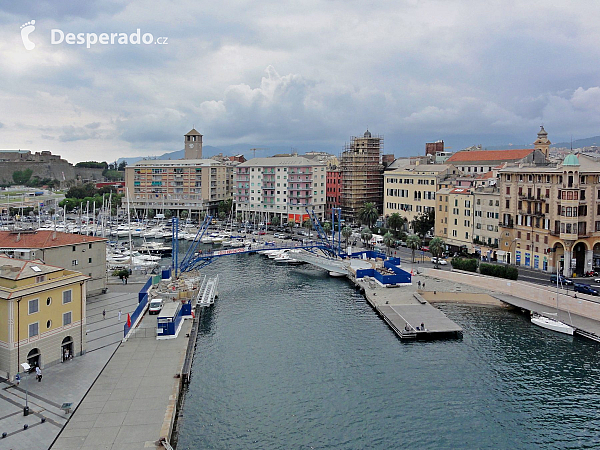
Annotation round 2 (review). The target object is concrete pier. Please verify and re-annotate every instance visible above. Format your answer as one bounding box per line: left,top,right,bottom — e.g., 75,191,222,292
351,275,463,339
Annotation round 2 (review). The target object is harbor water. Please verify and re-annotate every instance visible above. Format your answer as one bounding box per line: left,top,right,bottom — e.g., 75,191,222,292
176,253,600,449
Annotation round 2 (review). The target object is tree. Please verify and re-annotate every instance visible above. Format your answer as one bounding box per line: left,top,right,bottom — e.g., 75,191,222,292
383,232,395,256
303,218,312,230
342,226,352,246
411,209,435,238
288,220,295,233
218,211,226,220
358,202,379,228
271,216,281,227
117,161,127,171
387,213,406,237
12,169,33,185
429,236,445,269
180,210,189,219
406,234,421,263
360,227,373,248
218,199,233,215
322,222,331,235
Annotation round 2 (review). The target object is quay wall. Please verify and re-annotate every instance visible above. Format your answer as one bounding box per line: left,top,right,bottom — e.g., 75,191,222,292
422,268,600,321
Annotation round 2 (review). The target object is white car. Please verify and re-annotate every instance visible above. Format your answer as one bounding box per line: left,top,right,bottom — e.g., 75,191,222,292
431,257,448,265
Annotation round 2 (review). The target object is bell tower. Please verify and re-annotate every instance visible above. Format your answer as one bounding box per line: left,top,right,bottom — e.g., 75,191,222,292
533,125,551,159
184,128,203,159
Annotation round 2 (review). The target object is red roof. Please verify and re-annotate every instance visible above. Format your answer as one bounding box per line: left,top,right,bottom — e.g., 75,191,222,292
447,149,533,163
477,171,495,180
0,231,106,249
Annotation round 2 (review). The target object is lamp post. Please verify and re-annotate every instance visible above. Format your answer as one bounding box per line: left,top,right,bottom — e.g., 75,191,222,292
507,238,520,265
20,362,30,416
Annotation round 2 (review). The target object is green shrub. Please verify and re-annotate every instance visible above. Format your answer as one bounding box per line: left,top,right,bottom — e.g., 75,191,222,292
479,263,519,280
451,257,478,273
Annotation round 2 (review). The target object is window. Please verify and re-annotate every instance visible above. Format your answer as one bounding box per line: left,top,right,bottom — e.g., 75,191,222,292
63,312,72,326
46,297,52,306
72,260,78,266
29,322,39,337
46,320,52,329
28,298,39,314
506,187,510,195
89,243,92,249
88,258,92,263
63,290,72,304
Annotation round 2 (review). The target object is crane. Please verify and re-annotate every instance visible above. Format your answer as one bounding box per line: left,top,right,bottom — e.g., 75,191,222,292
249,148,268,159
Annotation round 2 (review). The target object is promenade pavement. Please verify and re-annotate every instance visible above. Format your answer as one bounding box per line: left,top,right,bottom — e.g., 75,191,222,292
0,289,138,450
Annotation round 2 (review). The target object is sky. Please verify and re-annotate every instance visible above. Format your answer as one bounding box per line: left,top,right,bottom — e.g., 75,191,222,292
1,0,600,162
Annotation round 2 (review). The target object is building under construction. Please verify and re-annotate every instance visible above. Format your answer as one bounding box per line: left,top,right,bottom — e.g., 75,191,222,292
340,130,384,222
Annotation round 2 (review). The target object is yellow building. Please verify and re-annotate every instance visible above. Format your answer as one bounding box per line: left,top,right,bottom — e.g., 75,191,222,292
0,257,88,380
384,164,459,227
435,187,474,254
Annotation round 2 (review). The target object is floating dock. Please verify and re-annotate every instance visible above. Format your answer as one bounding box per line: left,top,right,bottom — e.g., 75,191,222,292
350,274,463,340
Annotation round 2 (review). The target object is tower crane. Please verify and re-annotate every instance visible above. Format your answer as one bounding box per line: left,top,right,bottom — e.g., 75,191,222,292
249,148,268,159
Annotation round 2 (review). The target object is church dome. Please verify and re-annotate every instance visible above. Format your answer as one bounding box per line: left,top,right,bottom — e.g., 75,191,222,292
562,153,580,166
537,125,548,137
364,129,372,138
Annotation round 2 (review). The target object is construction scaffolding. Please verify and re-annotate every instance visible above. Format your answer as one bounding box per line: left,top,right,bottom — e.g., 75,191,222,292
340,131,384,221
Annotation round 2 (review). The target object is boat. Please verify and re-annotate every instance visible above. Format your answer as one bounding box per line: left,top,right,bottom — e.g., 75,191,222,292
531,313,574,335
531,263,574,336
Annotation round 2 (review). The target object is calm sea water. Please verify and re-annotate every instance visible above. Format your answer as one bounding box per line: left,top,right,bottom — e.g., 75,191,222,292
176,253,600,449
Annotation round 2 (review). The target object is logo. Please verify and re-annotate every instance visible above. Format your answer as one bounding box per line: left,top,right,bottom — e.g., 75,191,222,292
20,20,36,50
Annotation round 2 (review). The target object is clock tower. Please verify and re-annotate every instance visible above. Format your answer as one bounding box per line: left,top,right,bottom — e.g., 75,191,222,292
184,128,203,159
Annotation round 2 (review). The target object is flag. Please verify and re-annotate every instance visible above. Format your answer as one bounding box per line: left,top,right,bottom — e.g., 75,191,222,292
127,313,131,328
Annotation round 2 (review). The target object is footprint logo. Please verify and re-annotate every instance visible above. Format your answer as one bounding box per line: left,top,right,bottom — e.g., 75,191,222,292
20,20,36,50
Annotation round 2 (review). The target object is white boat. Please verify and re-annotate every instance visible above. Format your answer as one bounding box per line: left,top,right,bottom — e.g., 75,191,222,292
531,313,574,335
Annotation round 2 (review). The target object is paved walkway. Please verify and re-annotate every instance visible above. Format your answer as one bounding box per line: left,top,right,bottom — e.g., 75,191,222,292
0,289,137,450
52,316,192,449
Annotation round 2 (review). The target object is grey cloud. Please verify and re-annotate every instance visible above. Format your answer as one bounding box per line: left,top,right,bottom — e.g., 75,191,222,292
0,122,4,128
85,122,101,129
59,125,100,142
41,134,55,140
1,0,125,20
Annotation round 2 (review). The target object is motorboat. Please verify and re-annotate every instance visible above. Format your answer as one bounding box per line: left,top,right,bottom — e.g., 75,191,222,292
137,242,172,256
531,313,574,335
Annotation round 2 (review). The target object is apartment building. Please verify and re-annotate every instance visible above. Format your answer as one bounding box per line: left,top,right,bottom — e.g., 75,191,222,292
326,168,341,215
340,130,384,221
435,187,474,254
0,231,106,295
0,256,88,380
384,164,458,226
124,130,234,216
472,187,501,260
498,153,600,275
234,156,326,225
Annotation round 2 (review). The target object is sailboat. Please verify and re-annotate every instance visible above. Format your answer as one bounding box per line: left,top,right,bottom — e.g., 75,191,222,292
531,265,574,335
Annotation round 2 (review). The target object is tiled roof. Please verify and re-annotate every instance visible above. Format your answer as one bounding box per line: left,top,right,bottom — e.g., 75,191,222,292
0,231,106,249
0,255,62,280
447,149,533,163
450,187,470,194
477,171,495,179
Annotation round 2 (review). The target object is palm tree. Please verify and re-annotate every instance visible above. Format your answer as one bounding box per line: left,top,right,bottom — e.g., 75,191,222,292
322,221,331,235
342,226,352,247
358,202,379,228
383,232,395,256
429,236,445,269
288,220,295,234
271,216,281,227
387,213,405,238
361,227,373,249
406,234,421,263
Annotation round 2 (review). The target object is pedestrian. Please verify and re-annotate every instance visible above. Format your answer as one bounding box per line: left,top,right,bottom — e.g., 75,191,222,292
421,322,425,331
35,366,42,382
102,309,106,319
118,309,122,321
422,282,425,290
418,280,421,288
15,373,20,386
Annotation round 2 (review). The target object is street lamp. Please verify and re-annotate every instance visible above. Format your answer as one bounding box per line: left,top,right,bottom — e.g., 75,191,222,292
20,362,30,416
507,238,520,265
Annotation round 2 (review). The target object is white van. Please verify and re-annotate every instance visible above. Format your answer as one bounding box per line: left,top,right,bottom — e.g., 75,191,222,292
148,298,164,315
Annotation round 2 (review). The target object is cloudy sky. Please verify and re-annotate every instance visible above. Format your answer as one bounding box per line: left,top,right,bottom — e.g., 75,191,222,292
1,0,600,162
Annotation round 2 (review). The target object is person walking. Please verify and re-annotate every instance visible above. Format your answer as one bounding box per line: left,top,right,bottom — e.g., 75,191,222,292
102,309,106,319
118,309,122,321
35,366,42,382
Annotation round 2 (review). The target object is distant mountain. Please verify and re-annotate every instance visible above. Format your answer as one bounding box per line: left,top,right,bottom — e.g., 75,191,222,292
117,142,340,165
482,136,600,151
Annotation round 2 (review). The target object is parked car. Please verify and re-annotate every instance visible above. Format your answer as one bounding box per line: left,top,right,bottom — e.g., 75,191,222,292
550,274,573,285
431,257,448,265
574,283,599,296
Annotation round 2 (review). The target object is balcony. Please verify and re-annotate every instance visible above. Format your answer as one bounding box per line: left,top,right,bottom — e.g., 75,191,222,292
500,221,514,229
